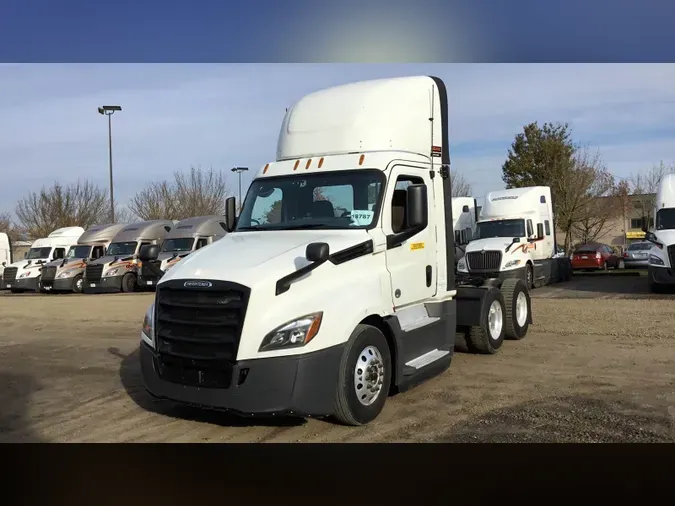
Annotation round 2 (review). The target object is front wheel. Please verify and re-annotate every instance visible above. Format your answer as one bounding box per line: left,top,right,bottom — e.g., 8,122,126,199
121,273,136,293
333,324,392,426
35,275,44,293
526,264,534,289
72,274,84,294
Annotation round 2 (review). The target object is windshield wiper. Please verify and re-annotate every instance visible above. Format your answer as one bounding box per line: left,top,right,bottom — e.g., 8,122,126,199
281,224,330,230
237,225,267,231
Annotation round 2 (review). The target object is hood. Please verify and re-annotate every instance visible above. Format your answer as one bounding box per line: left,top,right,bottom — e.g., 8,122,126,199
158,251,191,270
7,258,50,271
161,229,370,287
89,255,136,267
44,257,87,272
466,237,520,253
654,230,675,246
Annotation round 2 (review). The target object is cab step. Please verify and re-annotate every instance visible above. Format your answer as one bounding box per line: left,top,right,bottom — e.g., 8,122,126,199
403,348,450,375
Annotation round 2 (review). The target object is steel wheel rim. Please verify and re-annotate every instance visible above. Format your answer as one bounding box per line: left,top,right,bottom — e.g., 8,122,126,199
75,277,83,291
488,300,503,340
353,345,385,406
516,291,528,327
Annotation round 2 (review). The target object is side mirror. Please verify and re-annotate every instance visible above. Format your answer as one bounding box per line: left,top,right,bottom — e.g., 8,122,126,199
23,252,27,258
306,242,329,263
139,244,160,262
1,261,5,267
225,196,237,232
645,231,657,243
406,184,428,229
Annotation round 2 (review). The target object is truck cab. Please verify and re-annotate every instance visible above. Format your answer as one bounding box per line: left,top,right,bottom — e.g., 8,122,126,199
40,223,127,293
138,215,229,288
452,197,478,267
83,220,174,294
456,186,569,289
645,173,675,292
0,232,12,290
138,76,533,426
3,227,85,293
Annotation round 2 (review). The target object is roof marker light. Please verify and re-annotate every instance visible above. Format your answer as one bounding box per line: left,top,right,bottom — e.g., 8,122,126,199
293,160,300,171
263,163,270,174
318,157,324,168
359,154,365,166
306,159,312,170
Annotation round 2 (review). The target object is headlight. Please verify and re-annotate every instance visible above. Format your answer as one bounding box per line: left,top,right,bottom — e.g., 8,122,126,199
58,271,73,278
504,259,521,269
649,254,665,266
141,303,155,348
106,268,119,276
19,271,31,278
457,258,467,272
259,312,323,352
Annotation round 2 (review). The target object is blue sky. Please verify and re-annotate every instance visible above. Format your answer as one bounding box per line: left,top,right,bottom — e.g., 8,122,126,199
1,63,675,216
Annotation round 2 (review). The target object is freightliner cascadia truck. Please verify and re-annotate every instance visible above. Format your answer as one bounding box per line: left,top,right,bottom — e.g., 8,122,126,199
138,76,533,425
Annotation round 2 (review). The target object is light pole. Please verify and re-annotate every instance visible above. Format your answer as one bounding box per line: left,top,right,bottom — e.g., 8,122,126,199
231,166,249,213
98,105,122,222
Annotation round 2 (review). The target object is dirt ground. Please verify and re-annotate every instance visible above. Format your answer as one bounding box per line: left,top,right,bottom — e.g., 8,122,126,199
1,274,675,443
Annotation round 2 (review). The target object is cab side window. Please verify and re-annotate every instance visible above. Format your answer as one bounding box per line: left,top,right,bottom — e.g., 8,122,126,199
391,175,424,233
92,246,104,259
196,238,208,250
53,248,65,259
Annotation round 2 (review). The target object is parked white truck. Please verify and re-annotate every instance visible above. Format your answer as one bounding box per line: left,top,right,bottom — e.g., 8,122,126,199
457,186,572,288
2,227,85,293
0,232,11,290
452,197,478,267
40,223,127,293
83,220,174,294
138,75,533,426
645,173,675,292
138,215,229,288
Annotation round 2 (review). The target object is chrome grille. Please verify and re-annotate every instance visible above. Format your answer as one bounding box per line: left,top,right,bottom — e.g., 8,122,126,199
667,245,675,269
85,264,104,283
466,251,502,272
41,266,57,283
3,267,18,283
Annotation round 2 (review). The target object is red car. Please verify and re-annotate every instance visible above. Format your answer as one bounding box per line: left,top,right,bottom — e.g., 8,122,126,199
570,243,621,271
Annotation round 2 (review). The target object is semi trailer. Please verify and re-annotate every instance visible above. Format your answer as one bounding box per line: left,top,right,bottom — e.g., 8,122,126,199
138,75,533,426
457,186,572,289
0,232,11,290
645,173,675,292
82,220,174,294
138,215,229,288
40,223,127,293
3,227,85,293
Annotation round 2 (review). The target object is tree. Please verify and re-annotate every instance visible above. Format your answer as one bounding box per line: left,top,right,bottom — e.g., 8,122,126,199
129,166,234,221
15,180,110,239
450,169,472,197
263,187,330,224
628,161,675,228
0,212,23,242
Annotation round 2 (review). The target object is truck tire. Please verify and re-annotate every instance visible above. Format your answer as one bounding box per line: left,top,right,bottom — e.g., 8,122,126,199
72,274,84,294
526,264,534,289
35,275,44,293
121,273,136,293
501,278,530,340
465,288,506,354
333,324,392,426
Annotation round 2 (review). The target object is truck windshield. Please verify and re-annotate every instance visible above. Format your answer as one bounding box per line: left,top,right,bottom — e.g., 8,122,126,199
236,169,385,231
656,208,675,230
161,238,194,252
26,247,52,259
66,245,92,259
476,219,525,239
106,242,137,256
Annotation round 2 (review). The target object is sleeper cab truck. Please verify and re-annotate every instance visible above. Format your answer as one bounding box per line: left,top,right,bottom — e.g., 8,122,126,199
82,220,174,294
137,75,533,426
40,223,127,293
3,227,85,293
138,215,229,289
457,186,572,289
645,173,675,292
451,197,478,268
0,232,11,290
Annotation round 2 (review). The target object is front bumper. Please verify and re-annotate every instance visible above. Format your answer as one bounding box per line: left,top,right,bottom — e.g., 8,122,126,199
459,266,526,283
7,277,39,291
571,260,602,270
623,259,649,268
140,342,345,417
42,277,77,292
83,275,124,293
648,265,675,285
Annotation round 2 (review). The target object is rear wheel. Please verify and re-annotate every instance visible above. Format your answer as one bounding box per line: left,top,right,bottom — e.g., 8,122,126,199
72,274,84,294
465,288,506,354
121,273,136,293
333,324,392,426
526,264,534,289
10,288,23,294
501,278,530,340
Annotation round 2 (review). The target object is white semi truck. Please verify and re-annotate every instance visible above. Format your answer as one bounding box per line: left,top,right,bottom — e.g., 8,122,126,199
0,232,11,290
138,76,533,426
452,197,478,267
138,215,229,288
40,223,127,293
457,186,572,289
2,227,85,293
645,173,675,292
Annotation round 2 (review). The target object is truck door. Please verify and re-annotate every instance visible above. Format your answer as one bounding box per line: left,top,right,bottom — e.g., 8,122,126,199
384,166,437,308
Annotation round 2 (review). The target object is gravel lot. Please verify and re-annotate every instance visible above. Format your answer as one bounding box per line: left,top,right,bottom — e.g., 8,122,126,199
1,275,674,443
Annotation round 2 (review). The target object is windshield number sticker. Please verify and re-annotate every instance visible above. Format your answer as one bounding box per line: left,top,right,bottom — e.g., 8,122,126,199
350,210,374,226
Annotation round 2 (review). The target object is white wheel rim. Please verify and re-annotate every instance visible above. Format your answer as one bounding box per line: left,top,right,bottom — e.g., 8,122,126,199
76,278,83,291
488,300,503,340
353,345,385,406
516,291,528,327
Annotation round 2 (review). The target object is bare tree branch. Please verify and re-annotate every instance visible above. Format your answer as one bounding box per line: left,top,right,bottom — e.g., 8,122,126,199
450,170,472,197
15,180,109,239
0,212,23,242
628,161,675,228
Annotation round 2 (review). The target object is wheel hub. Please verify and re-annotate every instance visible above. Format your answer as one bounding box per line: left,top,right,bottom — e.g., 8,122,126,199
354,345,385,406
516,291,528,327
488,299,503,340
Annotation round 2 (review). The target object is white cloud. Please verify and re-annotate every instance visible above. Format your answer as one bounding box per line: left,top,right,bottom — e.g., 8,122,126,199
1,64,674,215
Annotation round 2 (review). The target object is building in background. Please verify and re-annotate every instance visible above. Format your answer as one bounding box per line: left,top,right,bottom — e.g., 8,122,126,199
12,240,32,260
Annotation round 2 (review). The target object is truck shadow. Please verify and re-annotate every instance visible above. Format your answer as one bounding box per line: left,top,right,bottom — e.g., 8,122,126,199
0,372,49,442
534,274,675,299
112,347,307,428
